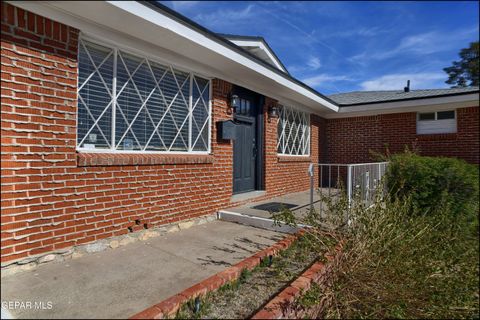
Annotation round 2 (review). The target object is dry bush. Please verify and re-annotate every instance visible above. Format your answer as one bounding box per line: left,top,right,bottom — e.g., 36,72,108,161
274,179,479,319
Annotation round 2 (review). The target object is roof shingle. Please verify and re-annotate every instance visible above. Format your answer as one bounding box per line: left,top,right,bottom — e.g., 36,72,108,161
328,87,479,106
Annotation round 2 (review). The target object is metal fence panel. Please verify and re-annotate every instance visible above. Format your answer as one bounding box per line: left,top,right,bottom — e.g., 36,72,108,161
309,162,389,215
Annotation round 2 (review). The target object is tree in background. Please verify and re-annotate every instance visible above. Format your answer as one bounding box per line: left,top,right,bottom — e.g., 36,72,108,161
443,41,479,87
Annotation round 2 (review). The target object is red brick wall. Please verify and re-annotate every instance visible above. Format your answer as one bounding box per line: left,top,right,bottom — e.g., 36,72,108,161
0,4,318,264
325,107,479,164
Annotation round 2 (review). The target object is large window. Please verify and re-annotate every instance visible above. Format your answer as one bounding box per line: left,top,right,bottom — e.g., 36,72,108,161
417,110,456,134
277,105,310,155
77,38,211,153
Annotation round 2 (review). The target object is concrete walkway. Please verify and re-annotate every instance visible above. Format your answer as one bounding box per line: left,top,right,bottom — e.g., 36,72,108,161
1,221,283,319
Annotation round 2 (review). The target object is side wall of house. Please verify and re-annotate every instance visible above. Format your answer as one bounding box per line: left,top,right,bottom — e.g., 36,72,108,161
0,3,320,265
325,106,479,164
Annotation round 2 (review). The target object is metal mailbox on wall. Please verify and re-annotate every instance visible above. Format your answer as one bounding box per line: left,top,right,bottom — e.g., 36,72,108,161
217,120,237,140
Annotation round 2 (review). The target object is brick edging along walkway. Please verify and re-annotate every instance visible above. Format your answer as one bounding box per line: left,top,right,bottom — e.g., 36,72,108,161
130,232,303,319
251,240,345,319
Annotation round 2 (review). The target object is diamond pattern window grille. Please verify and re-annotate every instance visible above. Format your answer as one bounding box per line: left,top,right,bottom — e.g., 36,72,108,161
77,38,211,153
277,105,310,155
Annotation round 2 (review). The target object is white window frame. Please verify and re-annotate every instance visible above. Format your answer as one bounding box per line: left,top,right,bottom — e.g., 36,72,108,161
416,110,457,135
76,35,212,154
277,105,311,156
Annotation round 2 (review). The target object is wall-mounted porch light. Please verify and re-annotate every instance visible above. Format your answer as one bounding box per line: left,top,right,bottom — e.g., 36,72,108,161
229,94,240,113
268,105,280,119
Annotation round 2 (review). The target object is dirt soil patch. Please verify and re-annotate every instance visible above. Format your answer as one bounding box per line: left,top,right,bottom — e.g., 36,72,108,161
175,234,336,319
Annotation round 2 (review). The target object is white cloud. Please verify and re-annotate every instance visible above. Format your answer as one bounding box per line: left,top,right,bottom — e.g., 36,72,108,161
352,26,479,63
322,26,389,39
256,3,343,57
374,32,442,59
360,72,446,91
194,4,256,27
307,57,322,70
302,74,352,87
289,56,322,73
348,52,368,66
170,1,199,11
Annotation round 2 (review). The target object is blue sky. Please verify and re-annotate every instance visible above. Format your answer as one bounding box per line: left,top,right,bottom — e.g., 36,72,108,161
162,1,479,94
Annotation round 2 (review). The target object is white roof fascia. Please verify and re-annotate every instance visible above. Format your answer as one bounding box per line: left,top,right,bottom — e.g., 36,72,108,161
325,93,479,119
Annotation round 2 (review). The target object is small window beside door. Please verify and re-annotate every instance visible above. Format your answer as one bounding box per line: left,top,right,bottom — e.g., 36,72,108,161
417,110,456,134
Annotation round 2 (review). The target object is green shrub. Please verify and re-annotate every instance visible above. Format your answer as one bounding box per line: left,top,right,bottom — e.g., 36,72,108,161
386,151,479,216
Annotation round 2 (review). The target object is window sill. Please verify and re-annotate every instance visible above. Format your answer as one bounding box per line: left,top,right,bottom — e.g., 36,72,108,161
416,133,457,141
77,152,215,167
277,155,311,163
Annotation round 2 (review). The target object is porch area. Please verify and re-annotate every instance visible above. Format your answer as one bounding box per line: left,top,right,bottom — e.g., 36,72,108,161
219,190,323,233
219,162,389,232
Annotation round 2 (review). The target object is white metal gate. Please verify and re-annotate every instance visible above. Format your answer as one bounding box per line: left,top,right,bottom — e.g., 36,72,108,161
308,162,388,213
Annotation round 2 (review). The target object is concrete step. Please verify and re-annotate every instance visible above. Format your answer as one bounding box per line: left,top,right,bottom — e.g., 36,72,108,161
217,210,305,234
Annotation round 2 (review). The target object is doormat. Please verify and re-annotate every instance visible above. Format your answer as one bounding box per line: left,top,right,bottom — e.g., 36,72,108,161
252,202,297,212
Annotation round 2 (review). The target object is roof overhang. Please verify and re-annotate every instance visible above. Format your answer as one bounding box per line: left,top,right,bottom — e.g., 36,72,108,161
326,93,479,118
221,36,289,74
9,0,338,113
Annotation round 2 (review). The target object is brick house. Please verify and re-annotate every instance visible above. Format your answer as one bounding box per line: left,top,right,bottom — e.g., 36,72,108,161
1,1,478,267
